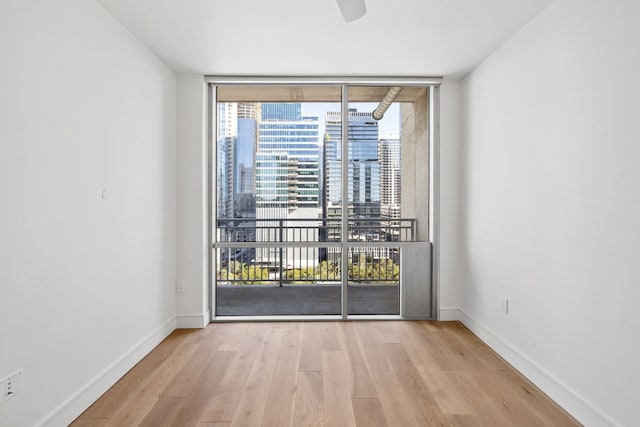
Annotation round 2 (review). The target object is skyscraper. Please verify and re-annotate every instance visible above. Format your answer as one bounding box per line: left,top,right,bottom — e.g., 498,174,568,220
378,135,401,221
324,108,381,262
216,102,260,218
217,103,235,218
255,103,321,266
261,103,301,121
237,102,261,120
235,117,257,215
257,103,320,212
324,108,380,218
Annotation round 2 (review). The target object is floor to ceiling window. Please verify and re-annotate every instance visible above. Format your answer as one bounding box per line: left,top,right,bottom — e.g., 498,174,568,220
208,78,439,320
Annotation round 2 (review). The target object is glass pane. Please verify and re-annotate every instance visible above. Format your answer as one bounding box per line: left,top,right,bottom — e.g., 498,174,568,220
346,86,418,315
215,245,342,316
214,85,342,316
347,246,401,315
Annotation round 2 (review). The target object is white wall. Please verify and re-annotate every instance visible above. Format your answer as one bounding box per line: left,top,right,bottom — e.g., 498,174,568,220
0,0,177,425
176,75,209,327
459,0,640,425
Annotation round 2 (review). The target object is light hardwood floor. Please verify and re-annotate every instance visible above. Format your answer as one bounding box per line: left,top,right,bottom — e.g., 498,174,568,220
72,321,581,426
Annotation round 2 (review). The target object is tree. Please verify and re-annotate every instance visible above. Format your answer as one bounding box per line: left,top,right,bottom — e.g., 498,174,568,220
316,260,340,281
219,261,270,284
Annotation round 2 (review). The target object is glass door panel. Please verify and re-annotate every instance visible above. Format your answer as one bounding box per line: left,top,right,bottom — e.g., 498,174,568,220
212,81,431,319
346,85,429,315
214,85,343,316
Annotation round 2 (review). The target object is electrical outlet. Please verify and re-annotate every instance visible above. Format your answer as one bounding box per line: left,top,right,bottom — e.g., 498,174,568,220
501,298,509,315
1,370,22,405
176,281,185,294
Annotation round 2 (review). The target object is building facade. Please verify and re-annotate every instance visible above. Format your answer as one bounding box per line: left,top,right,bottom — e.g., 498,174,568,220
216,102,261,219
255,103,321,266
257,103,320,212
323,108,380,218
323,108,383,262
378,135,401,221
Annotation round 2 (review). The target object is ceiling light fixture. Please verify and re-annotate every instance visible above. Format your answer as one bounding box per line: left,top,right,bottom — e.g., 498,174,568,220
336,0,366,23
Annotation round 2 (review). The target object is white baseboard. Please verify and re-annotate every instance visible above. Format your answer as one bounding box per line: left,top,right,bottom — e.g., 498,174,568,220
38,316,177,427
438,307,462,321
446,308,619,427
176,310,210,329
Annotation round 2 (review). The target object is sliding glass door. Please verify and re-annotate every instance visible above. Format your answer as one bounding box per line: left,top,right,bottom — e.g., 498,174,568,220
210,79,436,319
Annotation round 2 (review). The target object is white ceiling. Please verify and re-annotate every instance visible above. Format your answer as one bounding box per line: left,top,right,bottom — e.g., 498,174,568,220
97,0,554,77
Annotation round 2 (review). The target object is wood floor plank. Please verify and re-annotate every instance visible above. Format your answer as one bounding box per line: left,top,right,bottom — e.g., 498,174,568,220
446,414,482,427
216,323,256,351
352,398,389,427
70,419,109,427
430,323,488,372
299,322,324,371
229,328,284,427
404,321,462,371
419,359,474,415
383,342,451,427
412,321,484,372
448,370,513,427
72,321,580,427
372,321,401,344
160,326,228,397
105,340,201,426
467,369,547,426
493,370,581,426
78,329,192,419
262,324,303,427
353,322,390,373
392,322,473,415
371,369,421,427
322,351,357,426
442,322,511,371
291,371,324,427
138,397,183,427
169,351,235,426
321,321,341,350
199,326,266,422
340,322,378,398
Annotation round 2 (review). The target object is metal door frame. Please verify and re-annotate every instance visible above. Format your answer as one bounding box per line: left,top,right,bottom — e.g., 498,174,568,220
206,76,441,321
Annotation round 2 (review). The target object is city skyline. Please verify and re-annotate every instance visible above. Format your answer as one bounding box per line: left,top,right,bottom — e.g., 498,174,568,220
217,101,401,221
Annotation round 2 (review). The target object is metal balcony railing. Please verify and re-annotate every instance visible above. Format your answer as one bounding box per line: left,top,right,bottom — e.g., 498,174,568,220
216,217,415,286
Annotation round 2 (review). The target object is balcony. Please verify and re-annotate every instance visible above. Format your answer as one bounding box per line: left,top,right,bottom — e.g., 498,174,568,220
216,217,415,285
215,217,416,316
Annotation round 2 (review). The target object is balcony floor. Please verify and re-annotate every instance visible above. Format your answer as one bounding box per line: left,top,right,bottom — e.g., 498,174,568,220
215,284,399,316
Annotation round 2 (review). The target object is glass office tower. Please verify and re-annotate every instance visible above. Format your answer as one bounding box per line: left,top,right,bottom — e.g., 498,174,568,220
324,108,380,218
